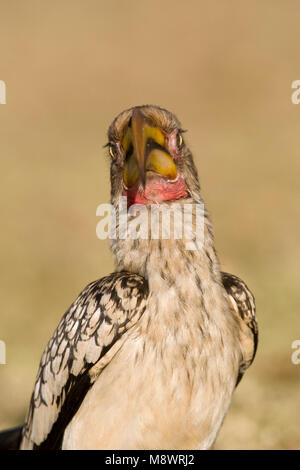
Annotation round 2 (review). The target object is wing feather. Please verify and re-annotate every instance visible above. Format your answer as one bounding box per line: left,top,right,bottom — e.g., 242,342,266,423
20,271,148,449
221,272,258,386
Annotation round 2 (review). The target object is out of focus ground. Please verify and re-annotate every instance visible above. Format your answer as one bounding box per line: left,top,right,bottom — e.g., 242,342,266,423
0,1,299,449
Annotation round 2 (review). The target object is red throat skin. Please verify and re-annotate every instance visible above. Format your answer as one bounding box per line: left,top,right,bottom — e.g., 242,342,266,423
123,175,189,206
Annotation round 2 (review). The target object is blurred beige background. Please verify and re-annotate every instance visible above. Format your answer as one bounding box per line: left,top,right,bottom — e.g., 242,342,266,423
0,0,299,449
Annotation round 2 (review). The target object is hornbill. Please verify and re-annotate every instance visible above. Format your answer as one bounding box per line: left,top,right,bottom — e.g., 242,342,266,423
0,105,257,450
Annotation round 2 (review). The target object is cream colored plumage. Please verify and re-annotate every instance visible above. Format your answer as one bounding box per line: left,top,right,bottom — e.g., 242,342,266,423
0,105,258,450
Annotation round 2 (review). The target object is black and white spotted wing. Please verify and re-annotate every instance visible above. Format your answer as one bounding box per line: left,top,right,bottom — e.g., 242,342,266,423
221,272,258,386
20,272,149,450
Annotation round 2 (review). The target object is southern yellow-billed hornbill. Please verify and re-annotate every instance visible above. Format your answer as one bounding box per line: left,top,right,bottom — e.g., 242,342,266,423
0,105,257,450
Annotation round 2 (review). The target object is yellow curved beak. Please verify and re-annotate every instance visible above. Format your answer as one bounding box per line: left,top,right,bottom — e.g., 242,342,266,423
123,108,177,188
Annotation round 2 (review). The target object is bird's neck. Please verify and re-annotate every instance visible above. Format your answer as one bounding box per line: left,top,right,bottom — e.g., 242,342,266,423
110,198,236,354
111,199,222,296
111,198,236,351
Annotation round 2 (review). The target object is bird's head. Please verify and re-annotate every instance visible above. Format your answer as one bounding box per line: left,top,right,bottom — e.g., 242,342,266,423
107,105,201,207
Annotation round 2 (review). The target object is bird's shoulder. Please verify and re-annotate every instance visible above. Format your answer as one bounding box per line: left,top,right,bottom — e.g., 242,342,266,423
21,271,148,449
221,272,258,385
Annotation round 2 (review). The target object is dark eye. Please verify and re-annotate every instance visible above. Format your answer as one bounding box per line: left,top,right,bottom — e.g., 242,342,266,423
176,133,183,148
109,145,118,159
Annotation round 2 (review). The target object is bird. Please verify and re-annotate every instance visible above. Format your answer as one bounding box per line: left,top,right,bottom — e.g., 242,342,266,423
0,105,257,450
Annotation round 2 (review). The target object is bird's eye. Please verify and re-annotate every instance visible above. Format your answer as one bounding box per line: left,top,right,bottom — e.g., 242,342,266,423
109,145,118,159
176,133,183,148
